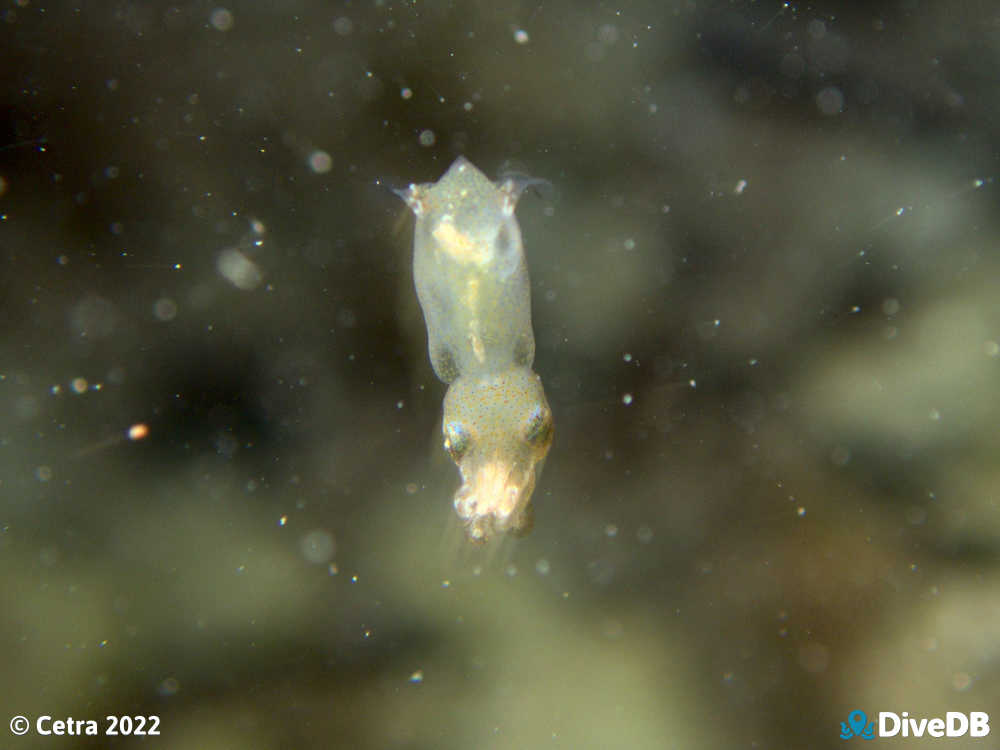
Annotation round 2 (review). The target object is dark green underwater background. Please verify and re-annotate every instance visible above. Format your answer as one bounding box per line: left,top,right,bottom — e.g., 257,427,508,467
2,1,998,747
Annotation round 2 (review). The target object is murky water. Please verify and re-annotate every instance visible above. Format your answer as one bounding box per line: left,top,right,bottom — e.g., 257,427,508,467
2,2,998,748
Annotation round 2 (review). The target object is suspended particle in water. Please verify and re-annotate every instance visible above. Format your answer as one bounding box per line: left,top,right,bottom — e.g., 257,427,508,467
209,7,234,31
333,16,353,35
157,677,180,697
300,529,336,564
418,129,436,147
513,28,529,44
217,248,262,290
816,86,844,115
308,150,332,174
153,297,178,321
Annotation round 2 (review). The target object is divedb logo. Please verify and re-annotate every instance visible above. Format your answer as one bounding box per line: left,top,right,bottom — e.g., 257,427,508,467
840,710,991,740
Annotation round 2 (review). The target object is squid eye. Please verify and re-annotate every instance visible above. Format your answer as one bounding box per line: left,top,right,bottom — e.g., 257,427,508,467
524,406,553,447
443,422,471,460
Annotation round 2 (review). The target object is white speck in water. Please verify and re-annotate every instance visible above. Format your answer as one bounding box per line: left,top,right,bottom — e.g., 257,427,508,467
157,677,180,696
604,523,619,538
636,525,654,544
418,129,436,147
71,377,88,394
278,515,287,527
734,179,748,194
333,16,353,35
598,23,619,44
796,507,806,517
623,352,632,362
308,150,332,174
153,297,177,321
816,86,844,115
35,466,53,482
535,558,551,576
400,87,413,100
928,408,941,421
209,7,234,31
623,237,635,250
300,529,336,564
984,340,999,357
850,305,861,313
621,393,633,405
217,248,262,290
689,379,697,388
408,670,424,683
505,563,518,578
513,28,530,44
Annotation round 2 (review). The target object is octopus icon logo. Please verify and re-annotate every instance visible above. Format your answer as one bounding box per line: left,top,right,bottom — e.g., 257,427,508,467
841,710,876,740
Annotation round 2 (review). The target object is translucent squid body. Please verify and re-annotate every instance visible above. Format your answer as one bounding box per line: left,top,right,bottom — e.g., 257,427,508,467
397,157,553,542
